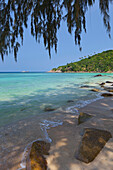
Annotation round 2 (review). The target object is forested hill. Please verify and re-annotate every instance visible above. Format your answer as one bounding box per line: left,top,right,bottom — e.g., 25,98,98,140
51,50,113,73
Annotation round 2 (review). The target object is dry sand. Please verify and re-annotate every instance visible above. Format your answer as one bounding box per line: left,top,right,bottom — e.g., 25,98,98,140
47,97,113,170
0,97,113,170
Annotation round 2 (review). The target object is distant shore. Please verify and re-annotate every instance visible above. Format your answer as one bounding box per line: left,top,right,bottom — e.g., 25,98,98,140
48,70,113,73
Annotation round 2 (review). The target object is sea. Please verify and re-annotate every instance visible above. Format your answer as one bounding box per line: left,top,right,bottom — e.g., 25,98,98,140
0,72,113,128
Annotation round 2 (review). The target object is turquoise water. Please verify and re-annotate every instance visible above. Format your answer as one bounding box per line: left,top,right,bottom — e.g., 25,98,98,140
0,72,113,127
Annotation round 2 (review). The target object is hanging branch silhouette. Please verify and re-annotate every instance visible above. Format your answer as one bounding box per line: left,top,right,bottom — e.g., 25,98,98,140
0,0,112,61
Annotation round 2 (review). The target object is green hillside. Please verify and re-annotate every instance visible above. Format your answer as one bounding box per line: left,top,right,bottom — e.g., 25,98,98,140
52,50,113,72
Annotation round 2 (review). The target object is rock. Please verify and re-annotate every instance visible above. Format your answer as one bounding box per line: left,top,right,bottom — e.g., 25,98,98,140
99,82,105,86
26,140,50,170
106,89,113,92
101,93,113,97
67,100,74,103
20,108,26,111
80,85,92,88
90,88,100,92
76,128,112,163
94,74,102,77
44,106,56,112
106,81,113,83
78,112,93,125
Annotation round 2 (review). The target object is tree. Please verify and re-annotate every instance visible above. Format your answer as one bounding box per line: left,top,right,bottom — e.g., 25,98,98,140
0,0,112,61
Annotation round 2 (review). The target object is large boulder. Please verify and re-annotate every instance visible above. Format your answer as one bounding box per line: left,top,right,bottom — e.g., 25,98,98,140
101,93,113,97
78,112,93,125
76,128,112,163
26,141,50,170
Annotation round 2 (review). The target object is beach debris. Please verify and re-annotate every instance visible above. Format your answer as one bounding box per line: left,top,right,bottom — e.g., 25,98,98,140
76,128,112,163
101,93,113,97
26,140,50,170
44,106,56,112
67,100,74,103
94,74,102,77
78,112,93,125
90,88,100,92
106,81,113,83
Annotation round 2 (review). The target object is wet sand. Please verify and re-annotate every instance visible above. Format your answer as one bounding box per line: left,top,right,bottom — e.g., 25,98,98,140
0,109,75,170
0,97,113,170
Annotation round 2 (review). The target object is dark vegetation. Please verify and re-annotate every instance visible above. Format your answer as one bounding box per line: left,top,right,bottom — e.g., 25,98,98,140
0,0,113,61
52,50,113,72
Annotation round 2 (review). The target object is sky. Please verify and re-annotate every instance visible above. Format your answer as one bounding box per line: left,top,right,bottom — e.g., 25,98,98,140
0,1,113,72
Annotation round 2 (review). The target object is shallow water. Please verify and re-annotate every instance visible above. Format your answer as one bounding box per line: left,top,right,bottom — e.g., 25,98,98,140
0,72,113,127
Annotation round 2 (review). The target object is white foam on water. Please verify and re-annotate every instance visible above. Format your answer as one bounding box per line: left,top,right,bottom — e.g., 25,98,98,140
66,93,103,113
40,120,63,143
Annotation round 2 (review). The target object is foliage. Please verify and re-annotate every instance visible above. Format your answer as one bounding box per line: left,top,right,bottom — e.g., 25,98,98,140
52,50,113,72
0,0,113,61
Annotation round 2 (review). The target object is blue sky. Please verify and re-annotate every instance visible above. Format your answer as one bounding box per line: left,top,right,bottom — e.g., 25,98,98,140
0,1,113,72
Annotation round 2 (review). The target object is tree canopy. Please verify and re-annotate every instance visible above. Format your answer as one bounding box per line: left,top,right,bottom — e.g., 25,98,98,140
0,0,113,61
52,50,113,72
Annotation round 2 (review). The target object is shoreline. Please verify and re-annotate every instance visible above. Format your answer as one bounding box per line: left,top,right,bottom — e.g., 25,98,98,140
0,95,111,170
0,94,103,170
1,75,113,169
48,70,113,73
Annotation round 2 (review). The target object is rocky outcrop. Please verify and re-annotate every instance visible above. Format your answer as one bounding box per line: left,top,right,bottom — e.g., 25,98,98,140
26,141,50,170
106,81,113,83
78,112,93,125
76,128,112,163
101,93,113,97
94,74,102,77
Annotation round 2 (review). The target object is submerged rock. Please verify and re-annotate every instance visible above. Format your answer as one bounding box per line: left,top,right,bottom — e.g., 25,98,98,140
26,140,50,170
80,85,92,88
78,112,93,125
44,106,56,112
106,81,113,83
105,89,113,92
101,93,113,97
90,88,100,92
94,74,102,77
76,128,112,163
67,100,74,103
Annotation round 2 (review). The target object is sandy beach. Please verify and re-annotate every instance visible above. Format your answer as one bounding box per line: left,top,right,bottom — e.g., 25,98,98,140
0,96,113,170
47,97,113,170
